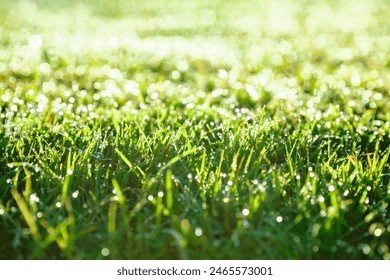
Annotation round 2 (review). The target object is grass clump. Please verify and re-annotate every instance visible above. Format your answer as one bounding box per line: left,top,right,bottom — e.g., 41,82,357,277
0,0,389,259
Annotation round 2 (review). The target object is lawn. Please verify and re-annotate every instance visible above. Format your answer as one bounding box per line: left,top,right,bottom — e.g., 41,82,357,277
0,0,389,259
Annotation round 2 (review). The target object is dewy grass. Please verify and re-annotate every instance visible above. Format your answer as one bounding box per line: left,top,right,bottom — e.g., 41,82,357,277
0,0,389,259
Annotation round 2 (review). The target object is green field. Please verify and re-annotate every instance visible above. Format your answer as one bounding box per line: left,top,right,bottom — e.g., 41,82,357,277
0,0,389,259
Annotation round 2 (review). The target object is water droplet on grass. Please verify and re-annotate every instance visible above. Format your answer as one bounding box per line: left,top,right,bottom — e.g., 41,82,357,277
194,227,203,237
242,209,250,216
170,70,181,80
351,75,361,87
374,228,382,237
28,35,42,48
29,193,40,203
362,245,371,255
373,92,382,100
101,248,110,256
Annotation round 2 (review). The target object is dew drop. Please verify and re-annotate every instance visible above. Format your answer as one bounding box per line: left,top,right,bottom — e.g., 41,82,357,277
170,70,181,80
28,35,42,48
374,228,382,237
362,245,371,255
194,227,203,237
29,194,40,203
101,248,110,256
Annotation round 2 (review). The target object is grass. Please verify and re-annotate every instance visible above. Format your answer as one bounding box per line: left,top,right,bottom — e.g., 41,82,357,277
0,0,389,259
